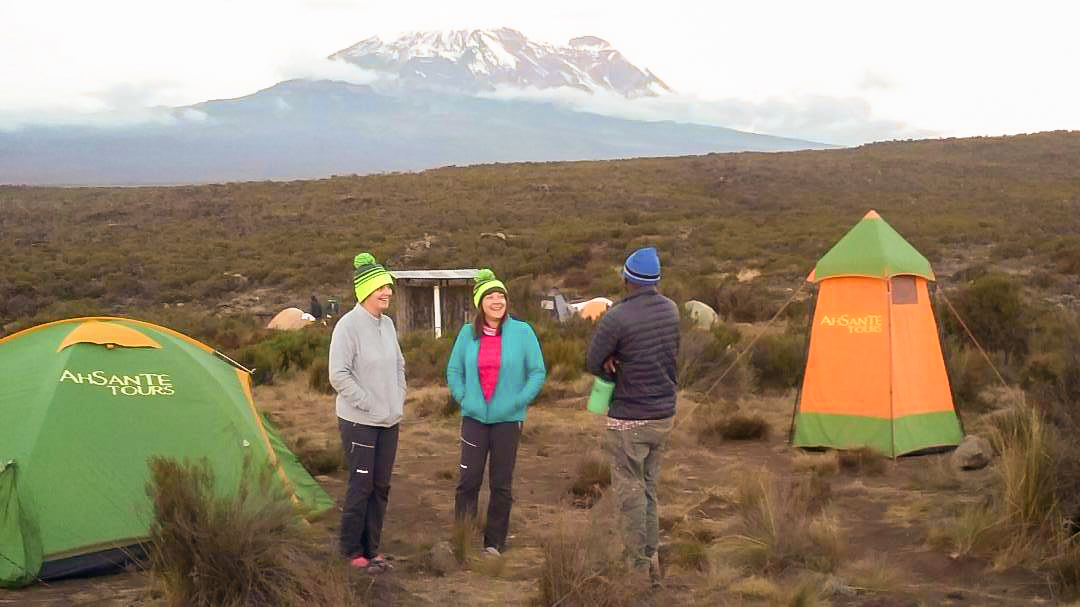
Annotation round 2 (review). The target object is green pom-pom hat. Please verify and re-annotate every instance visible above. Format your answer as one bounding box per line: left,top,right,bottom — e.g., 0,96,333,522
353,252,394,304
472,269,507,308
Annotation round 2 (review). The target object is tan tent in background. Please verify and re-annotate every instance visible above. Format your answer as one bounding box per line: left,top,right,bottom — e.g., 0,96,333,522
684,300,718,329
572,297,613,321
267,307,314,330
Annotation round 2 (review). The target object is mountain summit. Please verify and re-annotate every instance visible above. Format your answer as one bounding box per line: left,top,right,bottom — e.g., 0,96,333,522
330,28,672,98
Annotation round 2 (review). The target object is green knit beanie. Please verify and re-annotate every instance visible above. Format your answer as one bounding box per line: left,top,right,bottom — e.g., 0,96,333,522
472,269,507,308
353,252,394,304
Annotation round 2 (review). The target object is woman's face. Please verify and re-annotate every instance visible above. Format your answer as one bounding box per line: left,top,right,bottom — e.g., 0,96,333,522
365,285,393,313
481,291,507,323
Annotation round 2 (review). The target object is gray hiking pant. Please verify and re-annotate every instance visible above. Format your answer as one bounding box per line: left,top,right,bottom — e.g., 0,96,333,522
605,416,674,568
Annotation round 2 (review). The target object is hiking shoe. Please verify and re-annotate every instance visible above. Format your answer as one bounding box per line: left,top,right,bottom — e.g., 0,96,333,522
367,554,392,574
482,546,501,558
348,556,370,569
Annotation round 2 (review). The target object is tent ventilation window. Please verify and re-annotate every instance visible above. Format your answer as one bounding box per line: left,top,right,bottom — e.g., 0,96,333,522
891,276,918,305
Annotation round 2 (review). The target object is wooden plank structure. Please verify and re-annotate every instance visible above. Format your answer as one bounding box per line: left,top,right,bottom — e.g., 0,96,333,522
391,269,478,337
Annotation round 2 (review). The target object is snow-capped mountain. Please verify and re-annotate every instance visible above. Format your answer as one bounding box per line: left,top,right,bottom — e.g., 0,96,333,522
330,28,672,98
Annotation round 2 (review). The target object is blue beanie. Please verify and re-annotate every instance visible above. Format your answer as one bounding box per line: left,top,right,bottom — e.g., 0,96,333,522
622,247,661,286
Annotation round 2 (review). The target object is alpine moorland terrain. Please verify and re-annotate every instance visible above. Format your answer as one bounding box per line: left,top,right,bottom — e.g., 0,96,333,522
4,130,1080,605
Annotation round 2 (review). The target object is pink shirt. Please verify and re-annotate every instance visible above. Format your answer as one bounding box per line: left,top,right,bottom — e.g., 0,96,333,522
477,324,502,402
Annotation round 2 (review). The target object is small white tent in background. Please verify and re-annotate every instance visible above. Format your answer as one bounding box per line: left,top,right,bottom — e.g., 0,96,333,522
684,300,718,329
267,307,315,330
571,297,613,321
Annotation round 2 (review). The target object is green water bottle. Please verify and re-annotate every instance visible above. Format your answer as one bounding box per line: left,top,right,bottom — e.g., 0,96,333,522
587,377,615,415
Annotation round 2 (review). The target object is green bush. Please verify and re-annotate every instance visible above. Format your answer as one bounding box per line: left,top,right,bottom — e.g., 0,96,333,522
712,283,781,323
400,331,455,386
307,359,334,395
750,333,807,392
942,273,1031,365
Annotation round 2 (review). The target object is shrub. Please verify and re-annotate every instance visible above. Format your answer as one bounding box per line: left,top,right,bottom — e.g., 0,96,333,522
749,332,806,392
411,394,459,418
678,320,749,395
400,331,454,386
146,457,354,606
712,283,780,323
942,337,994,414
235,330,328,386
942,274,1031,365
698,414,770,445
307,358,334,394
288,435,342,476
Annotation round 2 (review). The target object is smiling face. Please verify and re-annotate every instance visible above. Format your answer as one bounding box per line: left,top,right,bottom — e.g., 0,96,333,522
362,284,392,316
481,291,507,326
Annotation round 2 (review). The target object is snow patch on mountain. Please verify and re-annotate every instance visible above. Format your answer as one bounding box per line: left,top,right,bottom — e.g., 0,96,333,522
330,28,672,98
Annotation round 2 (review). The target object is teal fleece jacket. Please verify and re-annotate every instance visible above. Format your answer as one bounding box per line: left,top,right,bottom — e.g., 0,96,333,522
446,317,546,424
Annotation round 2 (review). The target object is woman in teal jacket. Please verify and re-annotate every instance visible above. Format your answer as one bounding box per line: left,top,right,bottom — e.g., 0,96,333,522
446,269,546,555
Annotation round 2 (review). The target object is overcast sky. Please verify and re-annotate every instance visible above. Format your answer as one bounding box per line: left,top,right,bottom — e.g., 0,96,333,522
1,0,1076,145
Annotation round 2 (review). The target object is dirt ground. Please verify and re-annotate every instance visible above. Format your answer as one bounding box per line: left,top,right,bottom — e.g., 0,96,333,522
1,376,1060,606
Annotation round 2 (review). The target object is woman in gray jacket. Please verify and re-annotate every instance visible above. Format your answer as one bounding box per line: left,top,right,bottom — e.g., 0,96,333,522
329,252,405,574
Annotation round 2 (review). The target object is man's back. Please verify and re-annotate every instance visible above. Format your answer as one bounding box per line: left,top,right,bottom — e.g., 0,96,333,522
586,287,680,420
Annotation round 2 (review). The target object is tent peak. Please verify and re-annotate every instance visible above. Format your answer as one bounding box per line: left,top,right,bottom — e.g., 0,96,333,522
864,210,881,220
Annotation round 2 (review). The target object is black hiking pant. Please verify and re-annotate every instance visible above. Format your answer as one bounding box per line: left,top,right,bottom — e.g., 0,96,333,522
338,419,399,559
454,417,522,552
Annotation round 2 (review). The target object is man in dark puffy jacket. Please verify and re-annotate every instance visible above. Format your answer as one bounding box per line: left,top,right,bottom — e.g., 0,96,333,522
586,246,680,584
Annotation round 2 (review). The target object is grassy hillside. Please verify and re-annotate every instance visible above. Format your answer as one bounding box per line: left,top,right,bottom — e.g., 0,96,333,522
3,130,1079,330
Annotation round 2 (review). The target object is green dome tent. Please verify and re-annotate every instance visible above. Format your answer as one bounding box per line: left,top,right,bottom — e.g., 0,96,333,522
0,317,333,587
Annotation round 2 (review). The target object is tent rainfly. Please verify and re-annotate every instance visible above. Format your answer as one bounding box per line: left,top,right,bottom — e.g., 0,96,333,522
791,211,964,457
570,297,612,321
0,318,333,587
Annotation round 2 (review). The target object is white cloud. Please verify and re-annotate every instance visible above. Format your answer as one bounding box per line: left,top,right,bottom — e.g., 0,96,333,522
481,86,931,146
276,58,388,85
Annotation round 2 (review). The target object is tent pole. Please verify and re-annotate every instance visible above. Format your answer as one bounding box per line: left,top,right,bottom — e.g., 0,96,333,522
886,278,896,458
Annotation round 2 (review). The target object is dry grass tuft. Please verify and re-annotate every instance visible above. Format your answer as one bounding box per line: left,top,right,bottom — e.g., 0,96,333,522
531,516,639,607
698,414,771,445
728,467,845,574
450,520,479,564
568,455,611,509
471,553,508,578
729,575,781,601
793,451,840,477
837,447,889,476
785,578,827,607
670,541,710,572
146,457,364,607
843,552,905,596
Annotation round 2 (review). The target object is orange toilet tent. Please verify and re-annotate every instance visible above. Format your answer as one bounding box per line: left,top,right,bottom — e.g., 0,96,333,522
791,210,963,457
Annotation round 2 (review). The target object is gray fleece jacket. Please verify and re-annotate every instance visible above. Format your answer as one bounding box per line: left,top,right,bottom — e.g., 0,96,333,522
329,305,406,427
